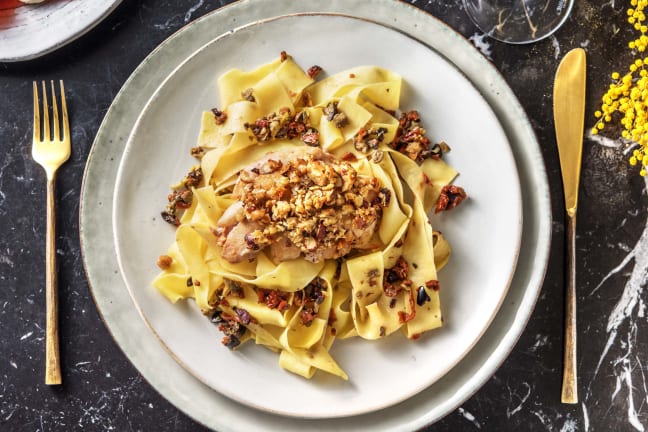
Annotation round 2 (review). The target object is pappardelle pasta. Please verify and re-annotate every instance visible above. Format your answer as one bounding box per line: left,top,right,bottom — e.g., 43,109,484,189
153,52,466,380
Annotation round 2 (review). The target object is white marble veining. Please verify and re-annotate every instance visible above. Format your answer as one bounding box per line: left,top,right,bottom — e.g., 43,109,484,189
468,33,493,60
2,1,646,430
551,36,562,59
458,407,482,429
506,382,532,418
584,162,648,431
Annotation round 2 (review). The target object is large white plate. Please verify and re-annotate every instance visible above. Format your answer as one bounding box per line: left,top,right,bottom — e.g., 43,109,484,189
112,13,522,418
0,0,122,62
80,0,551,429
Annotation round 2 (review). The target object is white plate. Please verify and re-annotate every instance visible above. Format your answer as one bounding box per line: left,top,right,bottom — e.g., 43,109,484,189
0,0,122,62
112,13,522,418
80,0,551,429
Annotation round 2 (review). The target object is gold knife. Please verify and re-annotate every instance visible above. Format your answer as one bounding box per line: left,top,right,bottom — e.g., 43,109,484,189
553,47,586,404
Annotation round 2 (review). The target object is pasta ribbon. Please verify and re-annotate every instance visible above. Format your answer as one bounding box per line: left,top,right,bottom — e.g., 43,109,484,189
153,53,466,380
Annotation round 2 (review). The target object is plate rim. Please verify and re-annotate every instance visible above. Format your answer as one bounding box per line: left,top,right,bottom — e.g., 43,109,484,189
110,11,524,418
79,0,551,430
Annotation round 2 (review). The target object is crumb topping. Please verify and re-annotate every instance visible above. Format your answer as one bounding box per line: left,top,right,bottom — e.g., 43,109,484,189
216,149,388,263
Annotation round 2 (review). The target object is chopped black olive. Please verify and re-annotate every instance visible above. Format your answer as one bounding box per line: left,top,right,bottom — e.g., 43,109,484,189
416,286,431,306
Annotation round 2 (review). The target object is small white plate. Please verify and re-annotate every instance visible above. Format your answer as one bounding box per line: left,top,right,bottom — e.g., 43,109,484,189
0,0,122,62
112,13,522,418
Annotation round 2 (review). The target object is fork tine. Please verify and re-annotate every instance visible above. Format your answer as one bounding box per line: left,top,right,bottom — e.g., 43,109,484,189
41,81,50,142
59,80,69,142
33,81,40,143
50,81,60,142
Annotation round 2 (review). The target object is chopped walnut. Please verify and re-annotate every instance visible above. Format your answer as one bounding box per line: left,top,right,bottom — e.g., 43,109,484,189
241,88,255,102
167,189,193,209
295,277,326,326
211,108,228,125
161,208,180,226
435,185,467,213
307,65,323,79
190,146,205,159
354,126,388,153
184,167,203,187
302,91,313,107
333,113,348,128
390,110,448,163
160,165,203,226
301,130,320,146
383,256,410,297
156,255,173,270
323,102,348,128
211,310,246,349
216,148,386,263
245,109,323,146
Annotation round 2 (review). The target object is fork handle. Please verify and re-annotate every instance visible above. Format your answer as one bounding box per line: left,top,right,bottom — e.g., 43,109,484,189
561,210,577,403
45,177,62,385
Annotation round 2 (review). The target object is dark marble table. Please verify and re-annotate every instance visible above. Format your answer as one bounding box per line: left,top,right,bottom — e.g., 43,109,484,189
1,0,647,431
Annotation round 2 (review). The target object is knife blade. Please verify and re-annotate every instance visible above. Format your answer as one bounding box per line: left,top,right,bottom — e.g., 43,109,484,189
553,47,586,404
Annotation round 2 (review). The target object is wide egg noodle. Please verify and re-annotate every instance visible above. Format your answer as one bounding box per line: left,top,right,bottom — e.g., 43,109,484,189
280,261,336,349
252,252,325,292
282,342,348,380
402,198,443,337
153,55,464,380
387,148,459,213
335,96,373,143
421,157,459,211
220,101,260,135
273,56,314,103
218,56,311,115
217,57,282,107
241,261,347,380
346,251,408,339
278,350,315,379
249,73,295,116
279,325,348,380
200,146,228,186
224,282,289,328
432,231,452,271
209,139,299,185
152,242,193,303
175,224,212,310
317,96,376,151
198,238,325,291
191,186,232,227
197,111,228,149
306,65,401,109
369,158,410,248
346,252,381,336
361,100,399,125
316,111,344,151
329,275,356,340
388,151,430,205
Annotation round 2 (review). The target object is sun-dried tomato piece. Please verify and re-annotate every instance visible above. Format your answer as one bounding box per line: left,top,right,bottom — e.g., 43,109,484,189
307,65,323,79
435,185,467,213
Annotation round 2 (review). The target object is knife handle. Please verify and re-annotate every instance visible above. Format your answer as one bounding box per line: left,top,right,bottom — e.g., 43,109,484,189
561,210,578,404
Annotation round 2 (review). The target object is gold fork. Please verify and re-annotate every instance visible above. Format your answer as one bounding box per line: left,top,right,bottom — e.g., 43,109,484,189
32,80,70,385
